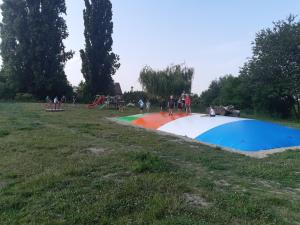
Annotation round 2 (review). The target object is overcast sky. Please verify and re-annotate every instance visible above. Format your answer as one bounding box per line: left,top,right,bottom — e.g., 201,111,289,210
1,0,300,93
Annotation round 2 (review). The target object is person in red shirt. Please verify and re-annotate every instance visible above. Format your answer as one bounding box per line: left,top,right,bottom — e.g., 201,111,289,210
185,94,192,114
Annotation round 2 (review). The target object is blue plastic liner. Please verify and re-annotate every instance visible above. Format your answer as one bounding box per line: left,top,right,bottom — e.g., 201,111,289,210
196,120,300,152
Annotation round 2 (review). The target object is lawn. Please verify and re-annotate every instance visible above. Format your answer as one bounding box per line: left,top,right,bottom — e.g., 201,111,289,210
0,103,300,225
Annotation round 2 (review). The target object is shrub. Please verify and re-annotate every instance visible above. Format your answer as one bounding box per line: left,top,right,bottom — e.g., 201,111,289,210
123,91,159,105
15,93,35,102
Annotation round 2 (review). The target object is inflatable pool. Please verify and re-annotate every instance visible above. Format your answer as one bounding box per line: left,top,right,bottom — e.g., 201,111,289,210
115,112,300,154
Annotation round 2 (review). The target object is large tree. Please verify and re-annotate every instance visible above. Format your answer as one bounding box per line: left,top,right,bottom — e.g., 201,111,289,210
80,0,120,97
241,15,300,117
199,15,300,118
0,0,31,95
139,64,194,98
0,0,73,99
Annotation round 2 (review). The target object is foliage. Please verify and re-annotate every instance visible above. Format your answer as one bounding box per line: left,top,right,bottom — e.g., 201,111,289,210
80,0,120,98
199,15,300,118
139,64,194,98
241,15,300,118
14,93,35,102
0,71,14,99
199,75,246,108
0,0,74,99
123,91,158,104
73,81,91,103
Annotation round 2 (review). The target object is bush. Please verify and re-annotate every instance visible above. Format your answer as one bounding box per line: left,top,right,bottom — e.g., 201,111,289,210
15,93,35,102
123,91,159,105
0,81,15,100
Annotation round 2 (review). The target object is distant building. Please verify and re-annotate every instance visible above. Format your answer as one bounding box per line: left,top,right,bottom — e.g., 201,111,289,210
114,83,122,95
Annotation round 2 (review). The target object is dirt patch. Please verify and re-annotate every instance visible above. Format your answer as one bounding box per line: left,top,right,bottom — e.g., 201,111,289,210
215,179,230,187
87,147,106,154
184,193,211,207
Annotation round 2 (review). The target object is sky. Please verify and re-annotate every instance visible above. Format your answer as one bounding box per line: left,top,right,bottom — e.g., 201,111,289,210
1,0,300,93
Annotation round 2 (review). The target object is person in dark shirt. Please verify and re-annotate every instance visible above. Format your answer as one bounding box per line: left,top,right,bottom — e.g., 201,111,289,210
168,95,175,116
159,98,165,112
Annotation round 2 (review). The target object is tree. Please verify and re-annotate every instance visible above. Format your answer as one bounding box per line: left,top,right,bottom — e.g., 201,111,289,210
0,0,31,95
241,15,300,117
0,0,73,99
139,64,194,98
199,75,245,108
28,0,74,98
80,0,120,98
200,15,300,118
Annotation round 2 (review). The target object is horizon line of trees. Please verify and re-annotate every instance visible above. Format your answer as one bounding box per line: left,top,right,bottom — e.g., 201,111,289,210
0,0,118,101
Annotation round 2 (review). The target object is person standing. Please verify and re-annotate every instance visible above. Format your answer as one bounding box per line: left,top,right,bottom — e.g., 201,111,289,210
168,95,175,116
185,94,192,114
138,99,145,114
209,106,216,117
181,93,186,111
54,96,59,110
159,98,165,112
72,95,77,105
177,97,183,112
146,100,151,112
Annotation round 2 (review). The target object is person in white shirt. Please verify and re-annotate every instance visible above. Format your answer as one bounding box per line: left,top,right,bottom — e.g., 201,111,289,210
209,106,216,117
138,99,145,114
54,97,59,110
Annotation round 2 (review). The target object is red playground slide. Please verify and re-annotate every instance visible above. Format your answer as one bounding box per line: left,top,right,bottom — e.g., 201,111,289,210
88,96,105,109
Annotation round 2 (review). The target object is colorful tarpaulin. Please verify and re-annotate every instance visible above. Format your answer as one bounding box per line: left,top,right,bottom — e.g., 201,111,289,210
115,112,300,153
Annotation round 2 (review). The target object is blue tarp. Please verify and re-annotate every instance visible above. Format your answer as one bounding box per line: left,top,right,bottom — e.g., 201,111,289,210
196,120,300,152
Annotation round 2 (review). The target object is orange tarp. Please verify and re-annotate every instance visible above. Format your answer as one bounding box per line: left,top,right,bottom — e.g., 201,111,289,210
132,112,189,129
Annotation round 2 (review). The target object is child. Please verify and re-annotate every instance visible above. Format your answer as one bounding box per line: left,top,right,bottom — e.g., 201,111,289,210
185,94,192,114
45,96,51,109
54,96,59,110
146,100,151,112
177,97,183,112
138,99,145,114
181,93,186,111
159,98,165,112
209,106,216,117
61,95,66,103
168,95,175,116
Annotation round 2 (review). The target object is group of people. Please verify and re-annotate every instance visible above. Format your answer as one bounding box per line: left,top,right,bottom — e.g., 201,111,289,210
138,99,151,113
45,96,66,110
137,93,192,116
165,93,192,116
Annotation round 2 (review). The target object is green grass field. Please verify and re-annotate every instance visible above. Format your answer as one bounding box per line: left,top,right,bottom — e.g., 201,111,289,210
0,103,300,225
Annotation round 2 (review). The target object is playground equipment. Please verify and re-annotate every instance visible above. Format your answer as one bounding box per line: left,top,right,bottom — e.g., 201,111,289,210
88,95,125,111
45,97,65,112
88,96,106,109
115,112,300,154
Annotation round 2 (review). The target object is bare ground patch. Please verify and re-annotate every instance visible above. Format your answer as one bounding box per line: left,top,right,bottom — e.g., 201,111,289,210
184,193,211,208
87,147,107,154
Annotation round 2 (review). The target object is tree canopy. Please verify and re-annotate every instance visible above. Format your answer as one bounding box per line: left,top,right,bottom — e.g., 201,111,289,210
200,15,300,118
0,0,73,99
139,64,194,98
80,0,120,98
